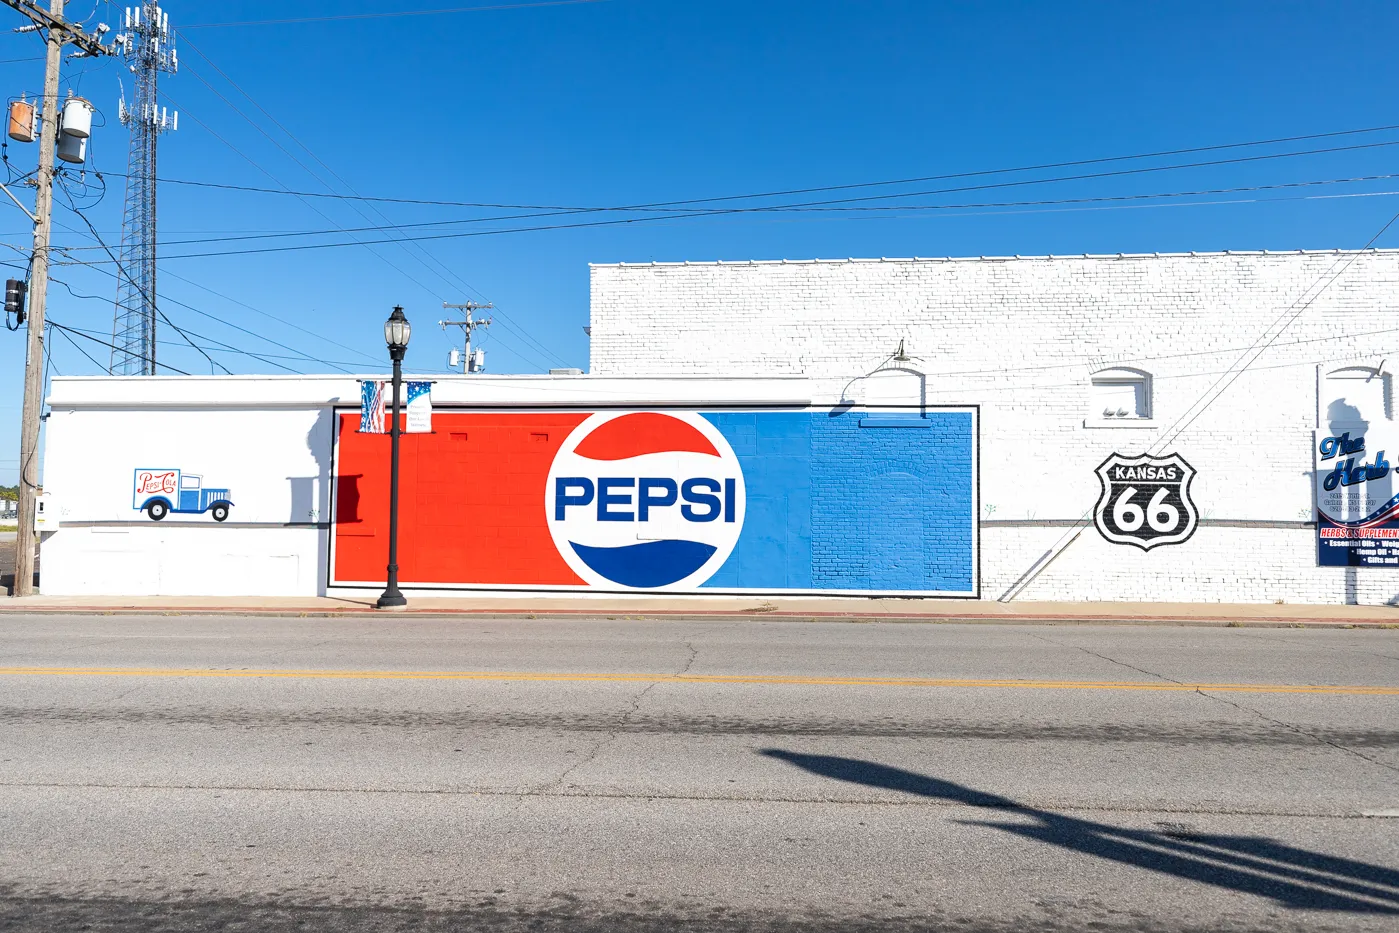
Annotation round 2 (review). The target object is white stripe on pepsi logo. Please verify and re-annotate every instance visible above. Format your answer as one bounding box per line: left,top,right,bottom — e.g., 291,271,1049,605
553,476,737,523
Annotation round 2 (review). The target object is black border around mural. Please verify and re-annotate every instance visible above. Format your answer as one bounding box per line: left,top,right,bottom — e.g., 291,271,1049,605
325,403,982,600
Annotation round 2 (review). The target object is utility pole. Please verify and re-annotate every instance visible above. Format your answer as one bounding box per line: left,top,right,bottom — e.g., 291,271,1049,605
110,1,176,376
440,301,492,374
4,0,112,597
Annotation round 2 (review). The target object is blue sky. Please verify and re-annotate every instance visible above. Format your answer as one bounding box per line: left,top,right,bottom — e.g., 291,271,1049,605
3,0,1399,484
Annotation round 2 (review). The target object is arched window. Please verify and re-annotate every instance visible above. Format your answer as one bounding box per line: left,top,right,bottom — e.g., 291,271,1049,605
863,366,924,410
1321,365,1390,426
1087,367,1152,427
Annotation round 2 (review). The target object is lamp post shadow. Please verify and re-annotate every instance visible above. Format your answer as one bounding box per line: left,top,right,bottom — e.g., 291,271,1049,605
759,749,1399,914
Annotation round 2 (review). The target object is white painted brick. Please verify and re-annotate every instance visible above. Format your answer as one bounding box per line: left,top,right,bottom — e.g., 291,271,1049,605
589,251,1399,605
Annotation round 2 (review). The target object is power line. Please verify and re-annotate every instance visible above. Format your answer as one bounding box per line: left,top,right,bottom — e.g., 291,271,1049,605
160,78,495,360
109,185,1399,262
999,211,1399,600
52,319,106,371
56,138,1399,261
132,126,1399,211
47,218,354,374
179,0,608,29
54,322,376,369
50,172,1399,252
66,203,232,375
176,34,572,370
42,251,306,375
158,268,384,369
909,322,1399,382
48,319,188,374
1149,215,1399,454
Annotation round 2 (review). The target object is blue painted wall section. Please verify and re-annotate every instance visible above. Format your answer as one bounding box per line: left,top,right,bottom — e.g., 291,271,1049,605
702,410,975,593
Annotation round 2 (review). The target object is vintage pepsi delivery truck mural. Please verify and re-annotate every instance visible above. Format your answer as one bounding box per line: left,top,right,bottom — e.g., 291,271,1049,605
330,407,978,595
133,468,235,522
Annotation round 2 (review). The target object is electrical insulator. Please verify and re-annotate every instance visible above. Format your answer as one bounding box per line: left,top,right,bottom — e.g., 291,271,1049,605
5,278,27,324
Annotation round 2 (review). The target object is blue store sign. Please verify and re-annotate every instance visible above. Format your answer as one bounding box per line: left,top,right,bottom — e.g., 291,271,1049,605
1315,424,1399,567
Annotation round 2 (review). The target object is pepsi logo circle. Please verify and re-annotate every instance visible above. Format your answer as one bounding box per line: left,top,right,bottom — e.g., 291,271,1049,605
545,411,746,589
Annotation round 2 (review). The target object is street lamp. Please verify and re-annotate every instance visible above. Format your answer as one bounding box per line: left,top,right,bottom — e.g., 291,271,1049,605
377,305,411,610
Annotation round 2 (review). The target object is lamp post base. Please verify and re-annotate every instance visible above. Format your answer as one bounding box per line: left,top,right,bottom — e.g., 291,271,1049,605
376,589,408,611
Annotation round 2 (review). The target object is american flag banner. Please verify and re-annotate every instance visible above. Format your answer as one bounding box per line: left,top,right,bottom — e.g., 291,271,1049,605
358,380,387,433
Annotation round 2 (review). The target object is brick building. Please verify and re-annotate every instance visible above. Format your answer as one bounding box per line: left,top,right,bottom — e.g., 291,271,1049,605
34,248,1399,604
589,250,1399,604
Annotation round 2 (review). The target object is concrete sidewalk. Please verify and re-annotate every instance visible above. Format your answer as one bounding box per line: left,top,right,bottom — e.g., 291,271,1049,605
2,592,1398,626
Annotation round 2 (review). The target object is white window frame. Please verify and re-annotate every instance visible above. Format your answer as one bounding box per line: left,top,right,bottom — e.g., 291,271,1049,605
1085,367,1154,429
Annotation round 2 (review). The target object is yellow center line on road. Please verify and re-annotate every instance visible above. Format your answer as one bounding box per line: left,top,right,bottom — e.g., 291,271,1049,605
0,667,1395,695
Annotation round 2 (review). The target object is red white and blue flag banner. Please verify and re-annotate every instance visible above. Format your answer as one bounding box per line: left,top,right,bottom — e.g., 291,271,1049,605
405,381,432,434
358,380,386,434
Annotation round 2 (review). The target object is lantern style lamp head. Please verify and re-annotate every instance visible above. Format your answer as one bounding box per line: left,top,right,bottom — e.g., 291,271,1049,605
384,305,411,361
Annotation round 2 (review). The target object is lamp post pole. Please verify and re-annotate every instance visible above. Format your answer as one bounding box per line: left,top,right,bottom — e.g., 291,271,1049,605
377,306,410,611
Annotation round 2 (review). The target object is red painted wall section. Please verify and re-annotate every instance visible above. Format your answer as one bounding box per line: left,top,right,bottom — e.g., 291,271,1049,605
333,411,588,586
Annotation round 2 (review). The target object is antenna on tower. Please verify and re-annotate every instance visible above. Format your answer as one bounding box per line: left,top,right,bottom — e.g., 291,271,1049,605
110,2,178,376
440,301,493,374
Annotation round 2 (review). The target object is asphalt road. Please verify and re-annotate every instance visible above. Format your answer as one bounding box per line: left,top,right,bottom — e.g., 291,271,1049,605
0,531,36,593
0,614,1396,931
0,531,15,578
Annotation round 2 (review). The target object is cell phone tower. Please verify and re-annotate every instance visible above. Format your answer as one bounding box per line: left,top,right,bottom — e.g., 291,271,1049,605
110,3,177,376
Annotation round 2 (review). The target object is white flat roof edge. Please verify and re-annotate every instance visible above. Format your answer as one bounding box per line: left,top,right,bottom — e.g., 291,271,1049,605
45,374,817,409
46,374,810,383
590,247,1399,268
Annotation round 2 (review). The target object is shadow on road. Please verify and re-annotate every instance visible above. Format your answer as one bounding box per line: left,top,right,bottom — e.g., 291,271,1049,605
760,749,1399,914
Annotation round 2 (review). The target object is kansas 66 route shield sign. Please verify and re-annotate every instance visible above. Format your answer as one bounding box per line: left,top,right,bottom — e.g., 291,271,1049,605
1094,453,1199,549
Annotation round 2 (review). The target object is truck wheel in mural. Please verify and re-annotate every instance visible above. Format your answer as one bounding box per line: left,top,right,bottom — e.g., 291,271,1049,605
211,504,230,523
146,500,168,521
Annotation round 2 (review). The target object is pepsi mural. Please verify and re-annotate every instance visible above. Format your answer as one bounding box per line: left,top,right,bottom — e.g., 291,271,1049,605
331,407,978,595
545,412,746,589
1315,423,1399,567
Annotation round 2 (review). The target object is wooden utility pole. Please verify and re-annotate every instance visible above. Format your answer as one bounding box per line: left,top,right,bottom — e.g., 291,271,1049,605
4,0,111,595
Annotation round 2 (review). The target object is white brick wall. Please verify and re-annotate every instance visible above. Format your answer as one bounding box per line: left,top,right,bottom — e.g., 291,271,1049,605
589,251,1399,605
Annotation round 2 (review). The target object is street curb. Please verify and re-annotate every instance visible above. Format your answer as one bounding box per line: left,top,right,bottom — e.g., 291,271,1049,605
1,605,1397,628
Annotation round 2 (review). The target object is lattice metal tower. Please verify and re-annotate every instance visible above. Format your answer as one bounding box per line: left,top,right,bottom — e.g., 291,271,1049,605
110,2,177,375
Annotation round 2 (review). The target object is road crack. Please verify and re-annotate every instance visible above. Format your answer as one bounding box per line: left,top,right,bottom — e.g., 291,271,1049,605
1030,631,1399,776
1027,632,1190,686
528,633,705,798
1194,688,1399,775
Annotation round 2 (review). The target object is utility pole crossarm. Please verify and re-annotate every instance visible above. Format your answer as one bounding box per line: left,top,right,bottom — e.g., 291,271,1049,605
0,0,112,57
440,301,493,374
